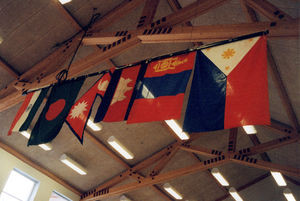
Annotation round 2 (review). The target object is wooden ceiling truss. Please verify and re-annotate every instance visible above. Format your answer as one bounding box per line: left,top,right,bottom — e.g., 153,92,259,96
0,1,299,201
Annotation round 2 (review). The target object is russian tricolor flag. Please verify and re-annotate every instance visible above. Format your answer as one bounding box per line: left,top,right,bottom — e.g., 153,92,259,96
183,36,270,132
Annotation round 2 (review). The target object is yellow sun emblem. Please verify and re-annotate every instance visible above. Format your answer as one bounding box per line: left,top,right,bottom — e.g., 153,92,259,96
222,48,235,59
225,66,230,71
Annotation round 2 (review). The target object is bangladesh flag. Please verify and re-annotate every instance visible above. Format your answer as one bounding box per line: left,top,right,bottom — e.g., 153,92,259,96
28,78,85,146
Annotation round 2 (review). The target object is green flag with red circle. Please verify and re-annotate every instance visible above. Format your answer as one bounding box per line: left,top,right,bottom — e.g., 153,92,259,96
28,78,85,146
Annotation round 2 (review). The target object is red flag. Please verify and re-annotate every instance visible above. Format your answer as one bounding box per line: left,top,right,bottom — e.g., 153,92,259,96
66,71,113,143
94,65,141,122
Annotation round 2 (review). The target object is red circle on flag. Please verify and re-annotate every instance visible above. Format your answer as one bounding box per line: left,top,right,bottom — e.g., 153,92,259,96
45,99,66,121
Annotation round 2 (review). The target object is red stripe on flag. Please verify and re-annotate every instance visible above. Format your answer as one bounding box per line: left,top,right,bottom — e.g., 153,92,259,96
8,92,34,135
103,65,141,122
127,93,185,123
224,36,270,129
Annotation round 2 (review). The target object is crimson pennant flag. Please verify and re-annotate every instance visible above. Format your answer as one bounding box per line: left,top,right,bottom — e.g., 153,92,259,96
183,35,270,132
94,64,143,122
8,87,49,135
65,70,113,143
28,78,85,146
127,52,196,123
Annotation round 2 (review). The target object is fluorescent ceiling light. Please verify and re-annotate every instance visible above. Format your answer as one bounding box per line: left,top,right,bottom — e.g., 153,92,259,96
58,0,72,4
242,125,257,134
229,187,243,201
283,188,296,201
38,143,52,151
271,171,287,186
120,195,131,201
107,136,134,160
163,183,183,200
211,168,229,186
60,154,87,175
165,120,189,140
20,131,31,139
20,131,52,151
87,119,102,131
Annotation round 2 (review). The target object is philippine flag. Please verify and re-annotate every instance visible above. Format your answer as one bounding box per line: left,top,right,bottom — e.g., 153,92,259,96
127,51,196,123
183,36,270,132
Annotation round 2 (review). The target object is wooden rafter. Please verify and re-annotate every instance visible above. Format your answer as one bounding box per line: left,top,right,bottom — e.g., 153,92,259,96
237,135,300,156
51,0,82,31
83,19,299,45
0,140,81,195
266,119,295,135
228,128,238,152
149,145,179,177
137,0,160,28
81,142,178,200
0,0,145,112
214,173,270,201
240,0,258,22
84,130,174,200
179,144,224,158
245,0,293,21
82,156,229,200
0,56,19,79
230,155,300,178
267,45,300,131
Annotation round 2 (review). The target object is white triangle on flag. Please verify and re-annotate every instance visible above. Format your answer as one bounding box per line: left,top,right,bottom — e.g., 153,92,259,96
201,36,260,76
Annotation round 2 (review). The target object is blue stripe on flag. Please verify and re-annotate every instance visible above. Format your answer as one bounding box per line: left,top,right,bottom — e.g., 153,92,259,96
135,70,192,99
183,51,227,132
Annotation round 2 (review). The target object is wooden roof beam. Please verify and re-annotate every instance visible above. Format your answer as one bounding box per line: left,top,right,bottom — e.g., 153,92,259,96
83,19,299,45
214,173,270,201
265,119,295,135
89,0,144,33
230,155,300,178
0,140,81,195
179,144,224,158
237,135,300,156
228,128,238,153
83,156,229,200
137,0,160,28
81,142,178,200
51,0,82,31
267,44,300,132
0,56,20,79
240,0,258,22
245,0,293,21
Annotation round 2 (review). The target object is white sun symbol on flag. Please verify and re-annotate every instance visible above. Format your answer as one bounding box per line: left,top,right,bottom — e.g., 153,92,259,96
70,101,88,119
111,77,132,105
98,80,109,92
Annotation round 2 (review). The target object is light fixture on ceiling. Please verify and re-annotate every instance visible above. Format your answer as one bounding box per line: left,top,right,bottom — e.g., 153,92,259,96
120,195,131,201
283,188,296,201
107,136,134,160
211,168,229,186
163,183,183,200
60,154,87,175
229,187,243,201
87,119,102,131
58,0,72,4
242,125,257,134
270,171,287,186
165,120,189,140
20,130,52,151
0,36,3,44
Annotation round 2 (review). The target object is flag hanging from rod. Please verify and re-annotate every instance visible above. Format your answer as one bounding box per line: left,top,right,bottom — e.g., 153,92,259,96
127,51,196,123
66,70,113,143
94,64,143,123
8,87,49,135
28,78,85,146
183,35,270,132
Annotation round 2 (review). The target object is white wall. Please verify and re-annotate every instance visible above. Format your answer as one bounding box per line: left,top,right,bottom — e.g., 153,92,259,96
0,148,80,201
